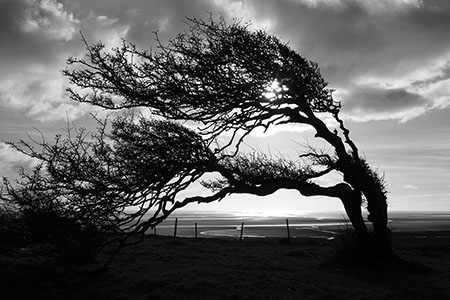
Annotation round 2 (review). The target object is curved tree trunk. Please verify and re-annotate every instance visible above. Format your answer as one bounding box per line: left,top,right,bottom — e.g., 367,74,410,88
299,181,381,261
362,182,398,261
298,112,398,260
300,182,368,237
302,112,397,261
341,164,397,261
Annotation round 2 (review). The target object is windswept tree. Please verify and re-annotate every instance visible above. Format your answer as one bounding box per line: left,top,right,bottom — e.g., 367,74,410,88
2,16,395,261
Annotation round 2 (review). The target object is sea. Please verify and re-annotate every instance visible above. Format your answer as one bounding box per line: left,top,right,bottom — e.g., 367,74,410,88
146,211,450,240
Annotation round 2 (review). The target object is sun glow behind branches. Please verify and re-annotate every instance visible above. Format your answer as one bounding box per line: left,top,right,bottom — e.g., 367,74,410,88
263,79,289,101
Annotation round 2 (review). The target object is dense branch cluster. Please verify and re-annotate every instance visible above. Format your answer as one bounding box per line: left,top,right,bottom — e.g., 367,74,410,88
1,116,216,233
65,16,340,152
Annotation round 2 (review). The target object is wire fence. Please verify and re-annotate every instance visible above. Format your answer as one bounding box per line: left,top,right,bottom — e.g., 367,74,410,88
152,218,296,242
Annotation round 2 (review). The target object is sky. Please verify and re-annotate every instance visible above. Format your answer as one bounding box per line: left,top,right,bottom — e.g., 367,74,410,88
0,0,449,215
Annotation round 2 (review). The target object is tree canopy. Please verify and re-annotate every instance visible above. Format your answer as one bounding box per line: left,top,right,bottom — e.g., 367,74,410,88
65,17,341,151
1,16,395,262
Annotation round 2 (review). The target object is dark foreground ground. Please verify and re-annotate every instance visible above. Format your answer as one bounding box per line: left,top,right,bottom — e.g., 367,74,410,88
1,232,450,300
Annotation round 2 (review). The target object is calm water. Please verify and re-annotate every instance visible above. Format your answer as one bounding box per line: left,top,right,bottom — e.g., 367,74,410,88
146,211,450,240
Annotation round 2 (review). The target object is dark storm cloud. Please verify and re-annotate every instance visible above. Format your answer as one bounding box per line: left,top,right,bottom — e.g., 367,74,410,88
341,86,428,121
224,0,450,120
236,0,450,84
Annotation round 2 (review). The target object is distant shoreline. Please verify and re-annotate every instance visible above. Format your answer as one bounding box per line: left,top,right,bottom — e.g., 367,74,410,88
146,211,450,239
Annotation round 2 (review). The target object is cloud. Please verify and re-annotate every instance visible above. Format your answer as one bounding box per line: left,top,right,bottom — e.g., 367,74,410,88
344,59,450,121
0,65,92,122
400,183,419,190
338,85,429,122
69,0,221,48
248,122,313,137
21,0,80,41
0,0,222,123
290,0,423,14
0,0,87,122
1,0,450,126
213,0,450,122
0,0,81,65
417,77,450,111
0,142,38,174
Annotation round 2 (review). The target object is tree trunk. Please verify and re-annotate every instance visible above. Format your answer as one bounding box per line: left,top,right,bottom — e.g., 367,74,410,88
345,164,398,261
339,188,368,238
337,162,397,261
363,184,398,261
294,111,397,261
300,182,368,238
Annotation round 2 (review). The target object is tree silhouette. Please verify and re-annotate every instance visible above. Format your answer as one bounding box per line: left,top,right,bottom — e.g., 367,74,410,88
2,16,396,262
1,115,216,261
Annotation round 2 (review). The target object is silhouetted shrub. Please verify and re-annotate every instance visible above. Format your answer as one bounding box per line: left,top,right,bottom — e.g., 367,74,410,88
0,208,29,250
56,227,106,263
22,209,78,243
0,194,106,263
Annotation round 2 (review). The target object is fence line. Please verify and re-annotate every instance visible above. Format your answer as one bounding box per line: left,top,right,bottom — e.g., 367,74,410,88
152,218,294,241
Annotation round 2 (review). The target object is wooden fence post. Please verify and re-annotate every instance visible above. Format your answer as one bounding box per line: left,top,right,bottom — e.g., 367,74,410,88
286,218,291,242
173,218,178,238
239,222,244,242
195,222,198,239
